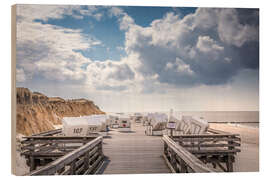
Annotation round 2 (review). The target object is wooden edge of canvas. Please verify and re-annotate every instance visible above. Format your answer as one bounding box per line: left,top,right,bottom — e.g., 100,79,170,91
11,4,17,175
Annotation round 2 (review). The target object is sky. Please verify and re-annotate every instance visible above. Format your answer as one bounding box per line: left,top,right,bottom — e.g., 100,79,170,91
16,5,259,112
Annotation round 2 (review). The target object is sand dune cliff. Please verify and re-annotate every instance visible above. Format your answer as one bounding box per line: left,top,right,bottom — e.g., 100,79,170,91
16,87,105,135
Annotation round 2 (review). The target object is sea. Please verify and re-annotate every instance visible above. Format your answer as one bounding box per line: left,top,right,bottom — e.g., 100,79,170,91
171,111,259,128
114,111,259,129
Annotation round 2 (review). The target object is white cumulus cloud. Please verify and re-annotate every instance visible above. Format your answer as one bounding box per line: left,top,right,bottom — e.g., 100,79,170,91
16,6,259,95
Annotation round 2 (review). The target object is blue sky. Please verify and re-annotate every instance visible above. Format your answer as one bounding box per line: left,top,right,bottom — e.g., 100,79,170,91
33,6,196,61
16,5,259,112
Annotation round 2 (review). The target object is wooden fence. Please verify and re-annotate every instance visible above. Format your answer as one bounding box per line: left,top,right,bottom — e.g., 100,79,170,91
21,135,104,175
163,135,217,173
163,131,241,173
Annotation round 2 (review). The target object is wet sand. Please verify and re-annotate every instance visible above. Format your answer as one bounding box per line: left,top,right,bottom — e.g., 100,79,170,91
210,123,259,172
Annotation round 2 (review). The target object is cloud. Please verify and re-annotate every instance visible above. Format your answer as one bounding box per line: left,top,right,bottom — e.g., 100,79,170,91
93,13,103,21
196,36,224,53
16,5,72,22
34,52,89,81
108,63,135,81
78,6,104,21
217,9,259,47
165,58,194,75
175,58,194,75
85,60,135,91
16,6,259,96
16,68,26,82
122,8,259,90
224,57,232,63
96,85,127,91
108,7,135,30
116,46,124,51
190,8,259,47
16,5,101,83
108,7,124,17
17,5,104,22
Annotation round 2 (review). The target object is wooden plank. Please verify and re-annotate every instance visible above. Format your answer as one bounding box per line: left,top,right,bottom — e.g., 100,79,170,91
188,149,241,155
22,136,96,140
21,152,66,157
21,143,50,150
32,129,62,136
22,140,87,145
88,152,99,164
60,166,71,175
75,163,84,174
216,162,227,172
20,129,62,144
103,122,171,174
175,137,241,142
172,134,240,138
181,142,241,148
75,157,84,168
84,156,103,174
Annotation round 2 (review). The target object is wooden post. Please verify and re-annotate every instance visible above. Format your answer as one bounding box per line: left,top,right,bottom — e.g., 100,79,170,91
180,159,188,173
57,167,65,175
83,151,90,172
29,138,36,171
99,141,103,157
164,142,168,156
83,137,87,145
212,162,217,169
29,156,36,171
227,137,234,172
198,139,202,151
170,151,177,172
70,160,76,175
226,155,234,172
179,136,183,146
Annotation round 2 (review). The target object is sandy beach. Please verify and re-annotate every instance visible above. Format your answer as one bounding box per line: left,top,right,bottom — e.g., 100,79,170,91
210,123,259,172
14,134,29,175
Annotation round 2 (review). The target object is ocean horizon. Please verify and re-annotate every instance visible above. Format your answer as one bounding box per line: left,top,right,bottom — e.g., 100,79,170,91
109,111,259,128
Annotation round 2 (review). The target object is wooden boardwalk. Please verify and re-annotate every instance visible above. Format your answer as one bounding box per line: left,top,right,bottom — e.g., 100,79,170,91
102,122,171,174
20,121,240,175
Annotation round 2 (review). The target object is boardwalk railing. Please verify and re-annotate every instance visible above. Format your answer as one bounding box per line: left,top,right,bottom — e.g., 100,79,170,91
31,128,62,137
27,136,103,175
21,135,104,175
173,133,240,172
163,131,241,173
163,135,217,173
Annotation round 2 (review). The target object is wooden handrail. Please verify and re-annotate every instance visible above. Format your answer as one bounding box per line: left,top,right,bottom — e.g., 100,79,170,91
27,136,103,175
207,128,232,135
171,134,240,138
22,136,97,140
31,129,62,136
163,135,217,173
173,137,241,142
